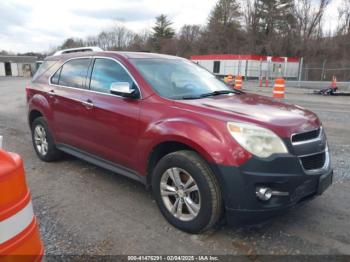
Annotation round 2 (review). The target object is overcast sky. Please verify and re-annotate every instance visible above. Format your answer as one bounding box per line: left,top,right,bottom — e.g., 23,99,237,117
0,0,342,53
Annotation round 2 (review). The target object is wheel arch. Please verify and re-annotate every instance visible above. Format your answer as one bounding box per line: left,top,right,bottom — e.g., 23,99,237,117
28,109,43,127
28,93,54,130
146,139,215,187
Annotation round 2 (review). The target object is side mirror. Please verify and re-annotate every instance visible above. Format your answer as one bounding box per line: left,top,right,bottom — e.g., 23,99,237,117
110,82,137,98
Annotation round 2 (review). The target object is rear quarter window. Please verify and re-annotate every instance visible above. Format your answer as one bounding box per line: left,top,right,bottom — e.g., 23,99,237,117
32,60,58,82
51,67,62,85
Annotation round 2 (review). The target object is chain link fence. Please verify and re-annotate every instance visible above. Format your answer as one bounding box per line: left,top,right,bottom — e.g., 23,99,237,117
301,61,350,82
194,57,350,88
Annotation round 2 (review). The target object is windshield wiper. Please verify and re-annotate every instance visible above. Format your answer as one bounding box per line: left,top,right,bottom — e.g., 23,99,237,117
180,95,202,100
179,89,243,100
199,89,242,98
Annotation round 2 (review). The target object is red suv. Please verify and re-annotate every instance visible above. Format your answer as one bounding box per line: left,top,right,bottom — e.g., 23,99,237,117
27,50,333,233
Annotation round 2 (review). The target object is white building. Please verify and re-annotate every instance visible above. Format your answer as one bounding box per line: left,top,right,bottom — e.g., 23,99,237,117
191,54,300,80
0,56,37,77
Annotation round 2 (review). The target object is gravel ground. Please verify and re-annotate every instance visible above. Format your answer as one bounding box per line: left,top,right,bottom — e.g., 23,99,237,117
0,77,349,256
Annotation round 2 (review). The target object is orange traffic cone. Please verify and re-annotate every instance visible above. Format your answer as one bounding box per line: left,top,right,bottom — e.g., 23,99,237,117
235,75,243,90
0,149,44,259
273,78,286,98
331,75,337,89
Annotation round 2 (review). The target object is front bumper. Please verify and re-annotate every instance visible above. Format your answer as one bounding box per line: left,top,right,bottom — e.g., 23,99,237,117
211,153,333,225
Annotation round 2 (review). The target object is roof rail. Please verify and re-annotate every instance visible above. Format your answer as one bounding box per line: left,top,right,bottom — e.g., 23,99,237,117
53,46,103,56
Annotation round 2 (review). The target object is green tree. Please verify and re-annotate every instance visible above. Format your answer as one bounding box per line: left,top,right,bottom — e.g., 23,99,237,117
209,0,241,26
255,0,296,54
204,0,244,53
152,14,175,39
151,14,175,52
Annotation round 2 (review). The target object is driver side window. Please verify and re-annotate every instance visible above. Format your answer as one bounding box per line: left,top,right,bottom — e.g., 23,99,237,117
89,58,136,95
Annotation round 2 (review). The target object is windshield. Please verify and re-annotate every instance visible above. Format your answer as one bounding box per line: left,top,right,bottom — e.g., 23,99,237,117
130,58,232,99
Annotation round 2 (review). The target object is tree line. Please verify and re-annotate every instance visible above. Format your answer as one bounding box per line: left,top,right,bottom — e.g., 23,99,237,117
4,0,350,64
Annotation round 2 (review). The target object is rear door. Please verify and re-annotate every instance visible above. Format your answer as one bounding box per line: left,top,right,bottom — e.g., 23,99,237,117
49,58,93,151
82,57,142,169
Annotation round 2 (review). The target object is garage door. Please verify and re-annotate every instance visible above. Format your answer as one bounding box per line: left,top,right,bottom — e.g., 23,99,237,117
11,63,19,76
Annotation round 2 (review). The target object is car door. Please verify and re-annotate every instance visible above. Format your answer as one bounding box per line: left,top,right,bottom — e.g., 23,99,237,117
82,57,142,170
49,57,93,151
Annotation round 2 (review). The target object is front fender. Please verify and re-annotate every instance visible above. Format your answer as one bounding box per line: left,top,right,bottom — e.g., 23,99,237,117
138,116,251,174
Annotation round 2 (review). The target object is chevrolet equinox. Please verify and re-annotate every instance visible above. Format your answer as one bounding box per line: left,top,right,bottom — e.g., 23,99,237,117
27,50,333,233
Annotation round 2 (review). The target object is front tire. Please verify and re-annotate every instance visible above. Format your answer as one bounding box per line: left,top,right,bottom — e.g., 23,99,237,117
152,150,222,233
31,117,62,162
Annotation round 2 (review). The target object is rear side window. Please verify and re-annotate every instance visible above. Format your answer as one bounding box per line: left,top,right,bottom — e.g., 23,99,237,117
51,67,61,85
89,58,135,94
56,59,91,88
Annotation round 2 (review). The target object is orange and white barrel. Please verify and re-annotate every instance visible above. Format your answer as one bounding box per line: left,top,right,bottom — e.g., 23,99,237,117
0,149,44,261
273,78,286,98
235,75,243,90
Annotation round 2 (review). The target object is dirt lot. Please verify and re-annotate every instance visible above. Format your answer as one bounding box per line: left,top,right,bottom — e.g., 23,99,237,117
1,77,349,256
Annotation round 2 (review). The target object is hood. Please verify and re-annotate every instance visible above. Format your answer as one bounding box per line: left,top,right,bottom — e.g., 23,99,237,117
175,93,320,138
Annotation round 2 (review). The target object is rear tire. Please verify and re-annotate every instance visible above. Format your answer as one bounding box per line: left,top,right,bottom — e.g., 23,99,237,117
31,117,63,162
152,150,222,233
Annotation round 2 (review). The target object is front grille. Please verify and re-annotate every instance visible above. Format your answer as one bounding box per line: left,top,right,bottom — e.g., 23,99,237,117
300,152,326,170
292,128,320,143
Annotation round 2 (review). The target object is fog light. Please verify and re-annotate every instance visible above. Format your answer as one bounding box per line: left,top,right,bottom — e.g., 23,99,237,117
256,187,273,201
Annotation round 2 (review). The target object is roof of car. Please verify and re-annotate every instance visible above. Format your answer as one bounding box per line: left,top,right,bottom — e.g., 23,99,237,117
45,51,182,61
115,52,181,59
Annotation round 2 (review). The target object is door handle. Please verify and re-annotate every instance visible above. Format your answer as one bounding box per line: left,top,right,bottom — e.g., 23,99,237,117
82,99,94,109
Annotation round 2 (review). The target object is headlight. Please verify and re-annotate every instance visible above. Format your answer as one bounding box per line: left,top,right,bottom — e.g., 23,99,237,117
227,122,288,158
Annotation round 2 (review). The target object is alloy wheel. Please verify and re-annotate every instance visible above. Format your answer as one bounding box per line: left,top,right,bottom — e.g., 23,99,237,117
34,125,48,156
160,167,201,221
